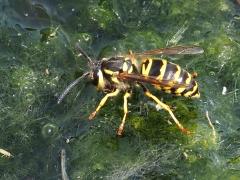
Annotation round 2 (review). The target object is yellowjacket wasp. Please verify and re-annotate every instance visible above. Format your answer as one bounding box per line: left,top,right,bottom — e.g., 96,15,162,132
58,43,204,136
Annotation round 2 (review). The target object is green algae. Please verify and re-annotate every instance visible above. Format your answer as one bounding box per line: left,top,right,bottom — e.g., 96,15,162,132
0,0,240,179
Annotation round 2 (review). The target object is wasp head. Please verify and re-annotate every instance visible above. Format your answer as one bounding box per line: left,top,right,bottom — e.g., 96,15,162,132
89,62,107,90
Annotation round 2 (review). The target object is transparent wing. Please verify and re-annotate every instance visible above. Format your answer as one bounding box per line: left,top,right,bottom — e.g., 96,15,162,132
117,73,189,88
134,45,204,56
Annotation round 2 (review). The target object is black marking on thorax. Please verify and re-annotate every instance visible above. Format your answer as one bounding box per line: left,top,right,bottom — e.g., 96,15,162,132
101,57,125,72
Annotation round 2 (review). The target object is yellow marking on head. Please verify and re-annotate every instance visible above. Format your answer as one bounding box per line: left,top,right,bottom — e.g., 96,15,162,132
142,59,153,76
97,70,105,90
157,60,167,80
122,62,129,72
184,82,198,97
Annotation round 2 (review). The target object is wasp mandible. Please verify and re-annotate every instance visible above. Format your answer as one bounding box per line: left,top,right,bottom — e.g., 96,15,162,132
58,43,204,136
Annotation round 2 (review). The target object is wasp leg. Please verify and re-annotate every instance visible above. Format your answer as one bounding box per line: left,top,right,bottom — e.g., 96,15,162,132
141,85,190,134
117,91,131,136
89,89,120,120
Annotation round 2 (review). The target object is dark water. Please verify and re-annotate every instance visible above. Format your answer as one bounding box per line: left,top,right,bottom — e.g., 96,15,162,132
0,0,240,179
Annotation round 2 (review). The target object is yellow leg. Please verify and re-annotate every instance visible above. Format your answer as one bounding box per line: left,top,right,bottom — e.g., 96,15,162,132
144,90,190,134
88,89,120,120
117,91,131,136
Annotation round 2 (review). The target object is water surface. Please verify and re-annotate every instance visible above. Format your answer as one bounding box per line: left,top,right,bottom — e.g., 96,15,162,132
0,0,240,179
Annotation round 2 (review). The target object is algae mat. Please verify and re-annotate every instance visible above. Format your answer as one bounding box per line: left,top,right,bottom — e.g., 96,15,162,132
0,0,240,179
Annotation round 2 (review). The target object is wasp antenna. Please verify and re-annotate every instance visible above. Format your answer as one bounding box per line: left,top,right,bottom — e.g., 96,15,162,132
75,43,94,67
57,72,90,104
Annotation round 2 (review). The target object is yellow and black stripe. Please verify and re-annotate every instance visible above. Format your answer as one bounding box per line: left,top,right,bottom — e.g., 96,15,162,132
141,59,200,98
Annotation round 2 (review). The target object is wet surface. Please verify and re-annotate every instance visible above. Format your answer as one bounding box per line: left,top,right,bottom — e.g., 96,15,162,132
0,0,240,179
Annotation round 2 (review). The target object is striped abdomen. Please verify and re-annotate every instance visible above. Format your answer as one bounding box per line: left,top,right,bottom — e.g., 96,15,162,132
141,59,200,98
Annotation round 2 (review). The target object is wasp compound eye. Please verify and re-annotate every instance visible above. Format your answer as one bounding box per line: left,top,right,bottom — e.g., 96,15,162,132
92,69,99,86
